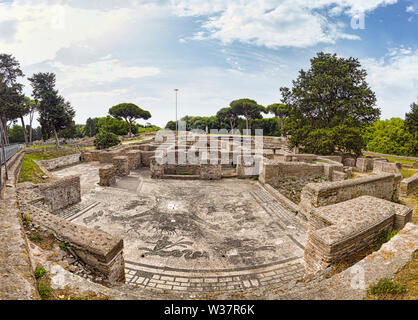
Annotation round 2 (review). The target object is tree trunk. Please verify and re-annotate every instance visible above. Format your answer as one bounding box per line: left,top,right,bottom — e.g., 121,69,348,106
280,118,284,137
128,122,132,137
0,117,9,145
245,118,249,135
20,116,28,146
53,127,60,148
29,110,35,144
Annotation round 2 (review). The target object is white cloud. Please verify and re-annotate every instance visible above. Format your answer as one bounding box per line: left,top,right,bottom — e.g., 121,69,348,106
49,58,160,89
406,5,414,12
362,48,418,119
171,0,398,49
0,0,151,66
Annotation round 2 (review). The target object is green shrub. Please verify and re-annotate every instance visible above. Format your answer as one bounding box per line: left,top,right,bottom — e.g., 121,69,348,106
37,282,52,299
30,233,42,242
367,278,405,295
379,229,399,244
34,267,47,279
22,213,32,226
59,242,67,251
94,130,120,150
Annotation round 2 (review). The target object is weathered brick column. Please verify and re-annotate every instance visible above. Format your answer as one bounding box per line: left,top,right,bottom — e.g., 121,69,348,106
99,150,119,164
99,165,116,186
80,152,93,162
150,157,164,179
112,156,130,176
126,151,141,170
200,163,222,180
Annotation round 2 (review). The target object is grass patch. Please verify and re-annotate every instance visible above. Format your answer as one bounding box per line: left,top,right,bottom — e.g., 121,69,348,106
59,242,67,251
363,153,416,166
367,278,406,296
400,168,417,179
22,213,32,227
37,281,52,299
18,147,78,184
34,266,47,280
379,229,399,244
122,138,144,145
29,233,43,242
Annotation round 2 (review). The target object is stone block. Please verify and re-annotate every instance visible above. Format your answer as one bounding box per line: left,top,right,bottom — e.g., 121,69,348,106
37,175,81,212
304,196,412,275
126,151,141,170
99,165,116,186
400,173,418,196
112,156,130,176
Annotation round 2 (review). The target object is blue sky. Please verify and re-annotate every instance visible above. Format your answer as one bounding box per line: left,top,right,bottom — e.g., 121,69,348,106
0,0,417,127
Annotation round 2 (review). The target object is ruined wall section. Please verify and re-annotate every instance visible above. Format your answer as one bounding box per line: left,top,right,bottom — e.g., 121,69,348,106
35,154,81,171
304,196,412,275
36,175,81,212
400,172,418,196
299,173,400,217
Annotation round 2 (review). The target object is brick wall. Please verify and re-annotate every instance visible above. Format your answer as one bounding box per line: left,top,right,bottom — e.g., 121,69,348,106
36,153,81,171
400,173,418,196
299,173,399,219
36,175,81,212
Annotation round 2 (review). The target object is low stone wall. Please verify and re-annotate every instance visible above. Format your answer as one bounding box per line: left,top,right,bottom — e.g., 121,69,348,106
400,172,418,196
276,222,418,300
372,160,401,174
0,152,38,300
36,175,81,212
200,163,222,180
260,183,300,216
259,161,326,186
304,196,412,275
356,157,374,172
299,173,400,218
150,157,222,180
1,151,24,199
36,153,81,171
21,202,125,284
99,151,120,164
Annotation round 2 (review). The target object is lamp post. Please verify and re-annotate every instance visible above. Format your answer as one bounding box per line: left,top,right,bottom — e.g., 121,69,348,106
174,89,179,132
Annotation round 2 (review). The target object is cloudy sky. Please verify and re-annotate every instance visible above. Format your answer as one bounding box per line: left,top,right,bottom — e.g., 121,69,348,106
1,0,417,127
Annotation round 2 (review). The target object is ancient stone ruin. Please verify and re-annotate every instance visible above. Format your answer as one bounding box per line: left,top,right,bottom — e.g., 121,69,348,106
1,132,417,300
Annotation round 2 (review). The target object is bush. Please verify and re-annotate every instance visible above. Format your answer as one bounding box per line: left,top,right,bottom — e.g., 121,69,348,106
22,213,32,227
59,242,67,251
34,266,47,279
379,229,399,244
94,131,120,150
37,282,52,299
367,278,405,296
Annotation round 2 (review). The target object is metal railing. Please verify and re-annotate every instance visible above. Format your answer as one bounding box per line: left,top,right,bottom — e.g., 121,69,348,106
0,144,23,166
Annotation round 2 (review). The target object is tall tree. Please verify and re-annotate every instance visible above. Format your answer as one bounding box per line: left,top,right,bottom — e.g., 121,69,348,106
267,103,290,136
85,117,96,137
230,99,265,132
280,52,380,156
216,107,238,130
405,98,418,136
28,72,75,148
14,98,31,145
109,103,151,137
24,97,40,145
0,54,25,146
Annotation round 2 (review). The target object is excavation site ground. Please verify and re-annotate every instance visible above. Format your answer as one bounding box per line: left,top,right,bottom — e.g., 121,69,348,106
54,163,306,293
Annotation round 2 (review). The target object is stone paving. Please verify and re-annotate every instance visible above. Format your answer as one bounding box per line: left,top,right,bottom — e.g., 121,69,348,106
52,163,307,294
